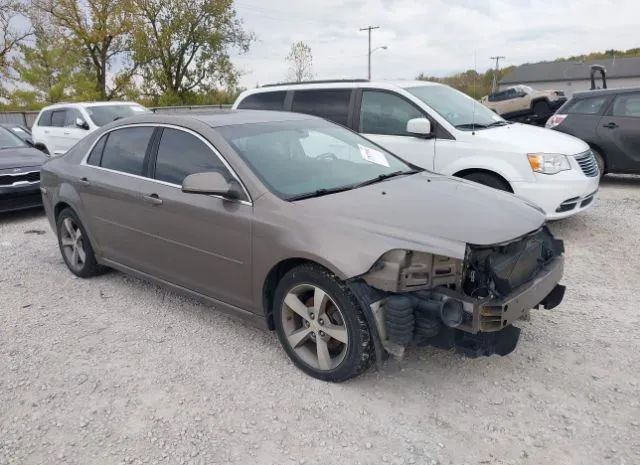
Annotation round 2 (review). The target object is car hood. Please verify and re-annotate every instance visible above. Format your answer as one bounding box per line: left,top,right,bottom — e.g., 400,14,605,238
473,122,589,155
296,172,545,262
0,147,48,169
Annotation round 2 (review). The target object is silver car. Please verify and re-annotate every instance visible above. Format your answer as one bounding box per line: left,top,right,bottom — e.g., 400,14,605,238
40,111,566,382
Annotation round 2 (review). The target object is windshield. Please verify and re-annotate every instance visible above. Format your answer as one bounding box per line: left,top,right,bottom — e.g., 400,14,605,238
406,85,505,130
85,104,149,126
0,127,27,149
217,120,417,200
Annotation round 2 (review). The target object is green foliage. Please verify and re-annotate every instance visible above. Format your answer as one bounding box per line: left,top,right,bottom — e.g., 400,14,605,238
557,48,640,62
131,0,252,104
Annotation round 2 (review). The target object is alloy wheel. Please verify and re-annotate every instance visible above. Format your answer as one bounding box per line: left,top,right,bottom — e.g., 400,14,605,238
60,217,86,271
281,284,349,371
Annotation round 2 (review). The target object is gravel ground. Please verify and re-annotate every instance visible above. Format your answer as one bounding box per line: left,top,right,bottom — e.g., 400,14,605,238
1,176,640,465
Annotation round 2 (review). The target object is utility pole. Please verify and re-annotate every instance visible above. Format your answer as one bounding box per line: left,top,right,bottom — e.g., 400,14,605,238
360,25,380,80
490,55,505,93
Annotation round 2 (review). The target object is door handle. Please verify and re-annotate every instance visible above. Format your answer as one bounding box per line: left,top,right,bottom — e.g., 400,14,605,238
143,193,163,206
79,177,90,186
603,122,619,129
63,131,71,135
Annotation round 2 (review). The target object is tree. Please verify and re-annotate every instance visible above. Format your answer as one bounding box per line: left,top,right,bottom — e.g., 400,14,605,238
286,41,313,82
33,0,135,99
131,0,251,103
0,0,30,79
9,24,100,106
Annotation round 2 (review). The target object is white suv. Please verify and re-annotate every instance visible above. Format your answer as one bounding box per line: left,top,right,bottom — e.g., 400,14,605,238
233,80,600,220
31,102,148,156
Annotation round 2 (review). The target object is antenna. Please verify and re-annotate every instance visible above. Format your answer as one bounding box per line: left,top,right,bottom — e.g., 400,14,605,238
472,50,477,135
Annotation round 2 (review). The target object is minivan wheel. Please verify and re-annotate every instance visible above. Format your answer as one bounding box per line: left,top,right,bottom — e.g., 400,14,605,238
273,264,374,382
56,208,105,278
462,172,511,192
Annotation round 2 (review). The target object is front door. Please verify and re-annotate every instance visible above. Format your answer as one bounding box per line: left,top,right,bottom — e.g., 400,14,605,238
357,89,436,170
59,108,90,153
142,127,253,309
596,92,640,172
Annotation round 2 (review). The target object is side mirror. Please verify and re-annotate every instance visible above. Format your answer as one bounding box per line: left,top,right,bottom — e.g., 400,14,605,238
75,118,89,130
182,172,242,199
406,118,432,138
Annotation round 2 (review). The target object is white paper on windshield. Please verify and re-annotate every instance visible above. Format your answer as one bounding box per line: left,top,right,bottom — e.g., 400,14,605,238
358,144,390,167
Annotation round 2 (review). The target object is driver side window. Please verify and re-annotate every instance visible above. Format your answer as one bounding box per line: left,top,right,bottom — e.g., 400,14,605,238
360,91,424,136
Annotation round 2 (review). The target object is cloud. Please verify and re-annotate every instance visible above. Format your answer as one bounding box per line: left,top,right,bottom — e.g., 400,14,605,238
231,0,640,88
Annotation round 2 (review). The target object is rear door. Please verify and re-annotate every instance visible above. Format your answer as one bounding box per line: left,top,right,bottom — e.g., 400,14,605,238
356,89,436,170
49,109,69,155
80,125,159,270
142,127,253,308
596,91,640,171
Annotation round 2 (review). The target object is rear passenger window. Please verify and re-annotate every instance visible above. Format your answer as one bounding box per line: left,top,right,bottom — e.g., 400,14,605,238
566,96,608,115
238,92,287,110
360,90,423,136
87,135,107,166
611,93,640,117
154,128,228,185
50,110,67,127
291,89,351,126
100,127,154,176
37,110,53,127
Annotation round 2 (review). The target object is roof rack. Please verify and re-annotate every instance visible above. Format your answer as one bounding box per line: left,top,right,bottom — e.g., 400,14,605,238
261,79,369,88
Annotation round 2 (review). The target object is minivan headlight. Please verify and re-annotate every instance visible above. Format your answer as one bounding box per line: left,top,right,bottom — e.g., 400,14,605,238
527,153,571,174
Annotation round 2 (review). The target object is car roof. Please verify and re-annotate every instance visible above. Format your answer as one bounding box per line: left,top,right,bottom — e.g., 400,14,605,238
105,110,320,129
241,79,442,95
39,101,143,111
571,86,640,99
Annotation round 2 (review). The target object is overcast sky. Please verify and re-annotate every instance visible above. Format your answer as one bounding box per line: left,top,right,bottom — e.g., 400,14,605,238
231,0,640,88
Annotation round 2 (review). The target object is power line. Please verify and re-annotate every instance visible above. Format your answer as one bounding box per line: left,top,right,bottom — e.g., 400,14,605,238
490,55,505,93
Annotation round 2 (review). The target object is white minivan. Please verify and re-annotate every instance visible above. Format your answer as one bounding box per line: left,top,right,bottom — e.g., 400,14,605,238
233,80,600,219
31,102,148,156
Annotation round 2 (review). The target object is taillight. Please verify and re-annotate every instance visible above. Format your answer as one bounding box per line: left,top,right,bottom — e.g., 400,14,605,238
545,114,567,129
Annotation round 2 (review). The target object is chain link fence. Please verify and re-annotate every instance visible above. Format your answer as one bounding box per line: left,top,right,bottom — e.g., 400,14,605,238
0,104,233,128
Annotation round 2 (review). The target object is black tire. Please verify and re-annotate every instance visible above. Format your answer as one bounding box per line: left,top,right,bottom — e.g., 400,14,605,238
533,100,552,119
592,149,606,177
273,264,374,382
56,208,106,278
462,172,511,192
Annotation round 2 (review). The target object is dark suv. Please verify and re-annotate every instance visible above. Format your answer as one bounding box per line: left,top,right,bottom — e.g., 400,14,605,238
546,88,640,176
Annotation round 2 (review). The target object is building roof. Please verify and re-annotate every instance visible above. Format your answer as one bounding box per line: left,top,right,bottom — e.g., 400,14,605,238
500,56,640,85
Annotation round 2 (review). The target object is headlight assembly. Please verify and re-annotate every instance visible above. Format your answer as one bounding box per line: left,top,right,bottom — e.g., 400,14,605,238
527,153,571,175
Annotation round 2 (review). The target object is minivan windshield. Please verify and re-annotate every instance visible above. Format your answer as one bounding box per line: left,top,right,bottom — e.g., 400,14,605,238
217,119,418,200
0,127,27,149
407,85,506,130
85,104,149,127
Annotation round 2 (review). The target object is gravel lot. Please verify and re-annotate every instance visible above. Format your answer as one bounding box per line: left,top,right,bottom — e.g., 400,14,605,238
1,176,640,465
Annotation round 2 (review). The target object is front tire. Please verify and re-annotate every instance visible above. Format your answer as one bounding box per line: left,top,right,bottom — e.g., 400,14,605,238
462,172,511,192
273,264,374,382
533,100,552,119
56,208,106,278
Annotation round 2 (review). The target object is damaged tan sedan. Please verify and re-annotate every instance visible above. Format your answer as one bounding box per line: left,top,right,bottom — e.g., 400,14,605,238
40,111,566,382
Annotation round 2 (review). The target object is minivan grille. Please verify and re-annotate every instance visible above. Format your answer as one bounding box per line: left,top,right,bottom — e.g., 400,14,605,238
0,171,40,186
575,151,599,177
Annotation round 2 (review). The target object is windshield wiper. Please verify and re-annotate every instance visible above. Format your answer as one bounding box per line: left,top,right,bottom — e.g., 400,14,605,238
455,123,488,130
353,169,421,189
486,121,510,128
287,185,357,201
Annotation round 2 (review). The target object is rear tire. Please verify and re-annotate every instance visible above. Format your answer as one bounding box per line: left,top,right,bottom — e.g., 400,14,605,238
273,264,374,382
56,208,106,278
533,100,552,119
462,172,511,192
592,149,606,177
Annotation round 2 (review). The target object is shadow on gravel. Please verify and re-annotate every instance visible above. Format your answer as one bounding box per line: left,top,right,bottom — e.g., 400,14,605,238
599,174,640,187
0,207,45,225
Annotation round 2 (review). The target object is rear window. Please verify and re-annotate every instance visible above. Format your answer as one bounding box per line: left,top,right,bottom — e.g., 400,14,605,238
100,127,155,176
291,89,351,126
237,92,287,111
565,96,609,115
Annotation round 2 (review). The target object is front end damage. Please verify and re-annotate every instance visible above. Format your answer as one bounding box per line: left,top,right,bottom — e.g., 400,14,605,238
348,227,565,360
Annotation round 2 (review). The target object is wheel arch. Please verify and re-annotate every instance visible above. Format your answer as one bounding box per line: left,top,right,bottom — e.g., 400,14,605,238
530,97,550,110
262,257,339,330
453,168,514,193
